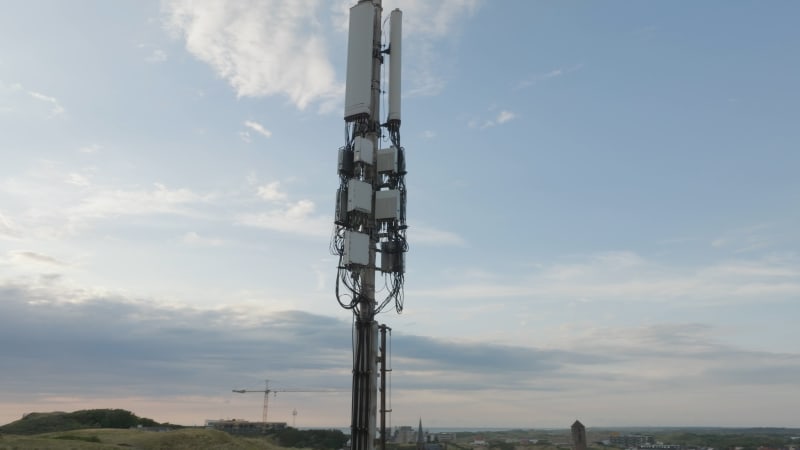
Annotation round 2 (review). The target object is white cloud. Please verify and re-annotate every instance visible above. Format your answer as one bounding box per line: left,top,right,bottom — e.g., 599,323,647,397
181,231,224,247
2,165,211,238
164,0,341,110
163,0,481,109
516,64,584,90
496,110,515,124
711,223,774,253
237,199,330,238
473,109,516,129
0,212,21,240
9,251,67,267
28,90,65,116
78,144,102,154
412,224,465,246
2,277,798,427
145,49,168,63
404,56,447,97
241,179,330,237
65,172,91,187
256,181,287,202
415,251,800,307
243,120,272,138
70,183,208,221
1,81,65,117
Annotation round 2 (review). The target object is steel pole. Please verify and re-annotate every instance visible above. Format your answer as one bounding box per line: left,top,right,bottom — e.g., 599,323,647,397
351,2,381,450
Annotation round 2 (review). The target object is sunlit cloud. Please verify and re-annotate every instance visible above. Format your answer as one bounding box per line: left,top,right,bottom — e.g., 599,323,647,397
146,49,168,63
8,251,67,267
516,64,584,90
181,231,225,247
237,199,330,238
1,277,798,427
421,130,436,139
28,91,65,116
496,110,515,124
243,120,272,138
65,172,91,187
256,181,288,202
0,212,21,240
69,183,209,220
412,224,465,246
78,144,102,154
164,0,341,110
1,81,65,117
414,250,800,307
711,223,775,253
471,109,516,129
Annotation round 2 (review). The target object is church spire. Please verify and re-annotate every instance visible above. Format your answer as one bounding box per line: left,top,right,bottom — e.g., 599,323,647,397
417,418,424,450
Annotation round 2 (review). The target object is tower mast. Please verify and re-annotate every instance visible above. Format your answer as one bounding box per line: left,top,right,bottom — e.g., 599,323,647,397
334,2,405,450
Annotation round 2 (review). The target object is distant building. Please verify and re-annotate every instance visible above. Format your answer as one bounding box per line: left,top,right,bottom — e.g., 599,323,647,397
204,419,286,435
572,420,587,450
395,425,415,444
609,434,655,448
437,433,456,442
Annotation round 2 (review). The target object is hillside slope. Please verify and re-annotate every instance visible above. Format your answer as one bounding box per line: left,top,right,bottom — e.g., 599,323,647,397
0,409,161,435
0,428,286,450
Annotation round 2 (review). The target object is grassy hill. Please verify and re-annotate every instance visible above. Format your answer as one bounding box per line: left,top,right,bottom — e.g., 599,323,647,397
0,428,287,450
0,409,346,450
0,409,164,435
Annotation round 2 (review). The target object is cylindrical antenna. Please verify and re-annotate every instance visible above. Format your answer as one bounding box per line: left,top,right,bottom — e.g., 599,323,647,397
387,9,402,125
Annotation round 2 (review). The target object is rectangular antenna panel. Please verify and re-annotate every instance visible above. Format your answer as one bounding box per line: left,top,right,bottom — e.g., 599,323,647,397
377,146,399,174
380,241,405,273
375,189,400,220
344,2,375,120
338,147,354,176
347,179,372,214
353,136,374,165
335,188,348,224
388,9,402,123
343,231,369,267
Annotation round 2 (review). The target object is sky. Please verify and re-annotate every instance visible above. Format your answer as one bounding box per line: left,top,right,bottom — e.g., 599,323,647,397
1,0,799,430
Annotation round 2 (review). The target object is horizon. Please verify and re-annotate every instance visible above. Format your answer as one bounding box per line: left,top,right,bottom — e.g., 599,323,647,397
1,0,798,429
6,412,800,432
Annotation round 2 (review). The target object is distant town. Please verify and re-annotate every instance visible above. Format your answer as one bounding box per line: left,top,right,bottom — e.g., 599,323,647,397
204,417,800,450
2,409,798,450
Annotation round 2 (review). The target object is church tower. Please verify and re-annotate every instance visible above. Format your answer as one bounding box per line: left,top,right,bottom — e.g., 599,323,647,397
417,418,424,450
571,420,587,450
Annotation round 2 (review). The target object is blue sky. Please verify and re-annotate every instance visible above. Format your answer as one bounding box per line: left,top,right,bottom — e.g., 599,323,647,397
1,0,799,429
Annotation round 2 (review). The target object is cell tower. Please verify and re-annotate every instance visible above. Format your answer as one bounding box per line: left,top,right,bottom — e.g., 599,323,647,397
331,2,405,450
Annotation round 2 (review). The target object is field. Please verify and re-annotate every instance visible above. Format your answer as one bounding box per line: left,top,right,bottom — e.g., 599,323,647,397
0,427,287,450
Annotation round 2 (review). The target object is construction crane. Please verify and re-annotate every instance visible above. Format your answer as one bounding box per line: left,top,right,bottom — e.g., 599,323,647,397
232,380,336,425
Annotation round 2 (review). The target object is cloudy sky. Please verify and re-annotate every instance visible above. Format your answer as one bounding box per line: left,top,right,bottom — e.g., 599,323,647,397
1,0,799,429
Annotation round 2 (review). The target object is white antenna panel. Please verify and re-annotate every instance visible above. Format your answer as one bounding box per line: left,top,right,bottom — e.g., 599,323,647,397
344,2,375,121
387,9,402,123
343,231,369,267
377,146,398,174
347,179,372,214
353,136,374,165
375,190,400,220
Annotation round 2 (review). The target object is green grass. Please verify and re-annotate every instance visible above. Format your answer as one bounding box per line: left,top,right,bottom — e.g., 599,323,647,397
0,428,290,450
